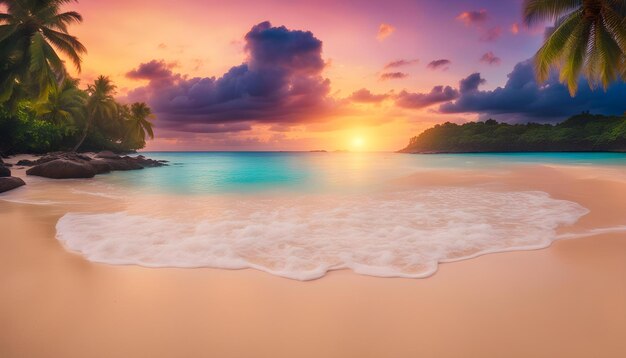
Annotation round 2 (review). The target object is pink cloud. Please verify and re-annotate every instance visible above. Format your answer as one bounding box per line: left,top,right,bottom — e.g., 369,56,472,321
377,23,395,41
480,51,501,65
456,10,488,26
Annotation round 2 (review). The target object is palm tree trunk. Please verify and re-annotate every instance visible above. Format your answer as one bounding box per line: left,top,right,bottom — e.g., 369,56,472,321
72,118,91,152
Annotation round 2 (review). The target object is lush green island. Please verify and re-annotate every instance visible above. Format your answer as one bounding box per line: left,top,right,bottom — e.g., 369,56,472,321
400,113,626,153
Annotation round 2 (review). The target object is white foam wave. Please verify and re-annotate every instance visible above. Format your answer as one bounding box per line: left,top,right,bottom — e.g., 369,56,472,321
56,188,591,280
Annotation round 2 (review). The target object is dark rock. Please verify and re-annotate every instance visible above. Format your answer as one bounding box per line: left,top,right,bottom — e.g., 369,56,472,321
95,150,121,159
16,159,36,166
132,156,168,168
26,159,96,179
38,152,91,164
0,165,10,177
0,177,25,193
99,158,144,171
17,153,91,167
4,163,12,167
16,152,166,179
88,160,112,174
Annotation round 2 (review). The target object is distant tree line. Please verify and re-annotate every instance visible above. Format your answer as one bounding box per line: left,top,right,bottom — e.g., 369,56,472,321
400,113,626,153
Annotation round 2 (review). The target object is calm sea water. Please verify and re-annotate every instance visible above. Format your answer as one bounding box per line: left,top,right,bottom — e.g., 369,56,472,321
99,151,626,195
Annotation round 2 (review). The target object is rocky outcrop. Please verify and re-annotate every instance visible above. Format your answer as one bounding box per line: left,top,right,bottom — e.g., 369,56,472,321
95,151,120,159
0,164,10,177
0,177,25,193
88,160,112,174
16,159,36,166
24,152,167,179
99,157,144,171
16,152,92,167
26,159,97,179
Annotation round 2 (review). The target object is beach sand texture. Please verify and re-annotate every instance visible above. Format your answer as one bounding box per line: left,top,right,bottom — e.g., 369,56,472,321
1,163,625,358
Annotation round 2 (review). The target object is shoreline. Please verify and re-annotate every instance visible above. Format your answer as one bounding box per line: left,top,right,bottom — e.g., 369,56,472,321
1,162,626,357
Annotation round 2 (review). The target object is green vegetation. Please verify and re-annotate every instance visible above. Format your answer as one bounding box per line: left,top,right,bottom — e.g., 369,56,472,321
0,0,155,155
523,0,626,95
400,114,626,153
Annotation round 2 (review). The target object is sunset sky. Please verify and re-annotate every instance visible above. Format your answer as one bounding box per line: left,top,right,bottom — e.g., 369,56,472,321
59,0,626,151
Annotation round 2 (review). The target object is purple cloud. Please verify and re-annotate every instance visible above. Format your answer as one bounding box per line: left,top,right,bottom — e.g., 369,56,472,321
384,59,419,69
395,86,459,109
480,26,503,41
427,59,451,71
459,73,486,93
380,72,409,80
480,52,501,65
349,88,389,103
439,60,626,122
126,60,175,80
125,22,335,133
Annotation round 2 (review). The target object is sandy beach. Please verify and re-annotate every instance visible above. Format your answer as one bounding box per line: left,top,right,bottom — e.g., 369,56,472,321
1,162,626,358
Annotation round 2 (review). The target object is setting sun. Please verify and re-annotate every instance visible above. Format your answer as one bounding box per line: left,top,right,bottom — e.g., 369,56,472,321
351,136,365,150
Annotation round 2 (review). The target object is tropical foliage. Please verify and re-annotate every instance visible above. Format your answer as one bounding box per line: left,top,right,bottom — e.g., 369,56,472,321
0,0,156,154
523,0,626,95
400,114,626,153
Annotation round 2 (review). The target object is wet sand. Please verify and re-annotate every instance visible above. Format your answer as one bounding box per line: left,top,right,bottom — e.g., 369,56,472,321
1,163,625,357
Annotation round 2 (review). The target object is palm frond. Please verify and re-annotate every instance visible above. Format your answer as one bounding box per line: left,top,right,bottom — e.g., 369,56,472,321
534,9,583,82
41,27,86,71
523,0,582,25
559,18,593,95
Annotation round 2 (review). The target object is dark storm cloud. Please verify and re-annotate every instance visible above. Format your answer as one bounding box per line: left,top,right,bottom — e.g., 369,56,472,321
439,60,626,122
125,21,335,133
459,73,486,93
348,88,389,103
384,59,419,69
395,86,459,109
427,59,451,70
380,72,409,80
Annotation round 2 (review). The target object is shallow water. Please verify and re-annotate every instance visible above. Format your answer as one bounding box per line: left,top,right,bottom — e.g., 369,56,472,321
97,151,626,195
5,152,626,279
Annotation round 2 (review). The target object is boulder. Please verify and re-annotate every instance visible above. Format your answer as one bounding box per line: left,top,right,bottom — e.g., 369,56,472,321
131,156,168,168
100,158,144,171
0,177,25,193
26,159,96,179
95,150,121,159
88,160,112,174
0,165,10,177
38,152,91,164
16,159,36,166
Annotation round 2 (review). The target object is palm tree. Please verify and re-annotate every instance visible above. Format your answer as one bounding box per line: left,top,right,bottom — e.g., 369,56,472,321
73,75,117,152
125,102,155,147
0,0,86,103
34,77,86,126
523,0,626,96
